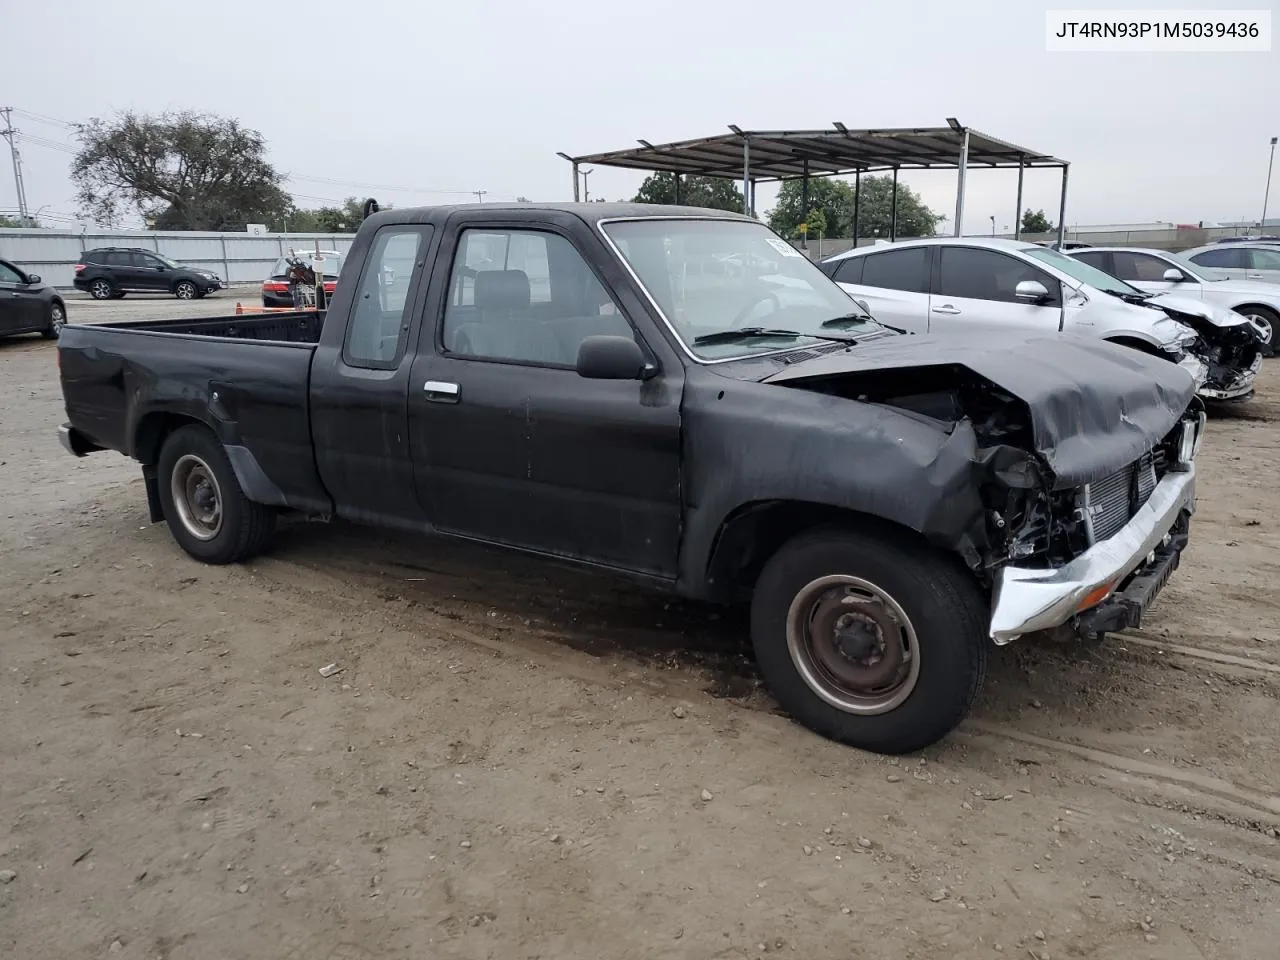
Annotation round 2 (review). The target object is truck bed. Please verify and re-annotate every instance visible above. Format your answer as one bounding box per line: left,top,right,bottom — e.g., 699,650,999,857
57,310,331,513
97,309,326,343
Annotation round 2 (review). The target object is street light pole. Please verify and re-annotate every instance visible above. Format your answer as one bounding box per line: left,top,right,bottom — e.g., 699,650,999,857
1262,136,1278,230
989,215,995,237
580,168,593,202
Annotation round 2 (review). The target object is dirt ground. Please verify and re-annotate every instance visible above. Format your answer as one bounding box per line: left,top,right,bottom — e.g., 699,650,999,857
2,297,1279,960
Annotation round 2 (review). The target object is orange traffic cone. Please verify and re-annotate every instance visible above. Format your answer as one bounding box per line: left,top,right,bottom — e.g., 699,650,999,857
234,302,243,316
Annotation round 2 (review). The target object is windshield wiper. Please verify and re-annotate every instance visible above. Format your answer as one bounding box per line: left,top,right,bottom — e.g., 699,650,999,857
822,312,907,335
692,327,806,345
692,326,864,347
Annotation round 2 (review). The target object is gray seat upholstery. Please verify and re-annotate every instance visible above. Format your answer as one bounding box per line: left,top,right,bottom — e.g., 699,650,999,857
447,269,562,365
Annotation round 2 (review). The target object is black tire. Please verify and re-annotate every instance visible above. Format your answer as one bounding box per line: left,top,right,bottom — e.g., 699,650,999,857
41,300,66,339
750,526,988,755
156,425,276,564
174,280,198,300
88,278,115,300
1233,305,1277,357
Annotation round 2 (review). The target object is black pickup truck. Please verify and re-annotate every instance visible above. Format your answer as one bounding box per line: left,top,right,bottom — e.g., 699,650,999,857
57,202,1205,754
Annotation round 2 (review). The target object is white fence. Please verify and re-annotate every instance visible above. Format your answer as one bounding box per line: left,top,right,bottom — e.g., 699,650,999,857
0,227,357,289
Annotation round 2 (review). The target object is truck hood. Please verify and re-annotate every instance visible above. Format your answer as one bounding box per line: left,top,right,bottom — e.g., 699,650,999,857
761,332,1196,487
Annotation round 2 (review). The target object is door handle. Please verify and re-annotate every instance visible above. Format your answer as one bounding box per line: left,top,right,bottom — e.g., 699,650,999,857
1246,273,1264,280
931,304,961,315
424,380,460,403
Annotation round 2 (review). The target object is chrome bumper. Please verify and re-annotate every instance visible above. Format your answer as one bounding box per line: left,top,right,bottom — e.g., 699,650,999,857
988,465,1196,644
58,423,79,456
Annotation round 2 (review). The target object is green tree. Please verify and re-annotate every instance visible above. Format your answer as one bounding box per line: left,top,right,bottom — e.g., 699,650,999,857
1021,208,1054,234
799,207,828,240
288,196,393,233
71,110,292,229
0,214,33,228
767,175,943,239
632,173,744,212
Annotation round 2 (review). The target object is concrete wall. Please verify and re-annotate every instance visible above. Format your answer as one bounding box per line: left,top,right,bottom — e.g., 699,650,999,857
0,228,357,289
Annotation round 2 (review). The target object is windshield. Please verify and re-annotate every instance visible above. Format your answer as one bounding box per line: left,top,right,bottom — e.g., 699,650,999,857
1161,250,1228,282
1022,245,1146,297
601,218,880,359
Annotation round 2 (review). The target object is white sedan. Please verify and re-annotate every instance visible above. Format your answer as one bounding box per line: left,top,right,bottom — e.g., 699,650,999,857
1179,242,1280,286
1069,247,1279,355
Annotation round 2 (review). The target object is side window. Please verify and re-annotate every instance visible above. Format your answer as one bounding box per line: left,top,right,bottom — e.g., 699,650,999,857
832,257,864,284
1070,251,1110,272
0,262,23,283
1246,248,1280,270
1111,252,1177,282
343,228,427,367
937,247,1060,305
860,248,929,293
1190,247,1245,269
104,251,131,267
442,228,631,367
137,253,161,268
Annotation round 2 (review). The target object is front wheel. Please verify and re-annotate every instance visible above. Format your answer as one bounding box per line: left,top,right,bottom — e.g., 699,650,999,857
89,279,115,300
1234,305,1277,357
750,527,989,755
174,280,198,300
156,425,276,564
41,300,66,339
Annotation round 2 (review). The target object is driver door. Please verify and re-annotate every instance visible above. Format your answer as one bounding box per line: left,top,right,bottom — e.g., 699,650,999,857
927,246,1063,335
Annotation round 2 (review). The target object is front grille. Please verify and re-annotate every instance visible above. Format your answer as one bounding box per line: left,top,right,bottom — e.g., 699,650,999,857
1081,452,1156,543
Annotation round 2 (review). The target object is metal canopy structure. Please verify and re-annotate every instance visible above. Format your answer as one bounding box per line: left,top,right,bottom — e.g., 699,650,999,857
559,120,1071,246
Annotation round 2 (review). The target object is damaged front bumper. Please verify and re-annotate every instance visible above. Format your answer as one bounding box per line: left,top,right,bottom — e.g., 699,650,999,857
988,463,1197,644
1196,350,1262,402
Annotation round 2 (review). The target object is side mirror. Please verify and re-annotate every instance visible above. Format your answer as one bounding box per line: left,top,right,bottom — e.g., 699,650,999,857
576,335,650,380
1015,279,1050,302
25,273,41,284
1162,268,1184,282
853,298,871,314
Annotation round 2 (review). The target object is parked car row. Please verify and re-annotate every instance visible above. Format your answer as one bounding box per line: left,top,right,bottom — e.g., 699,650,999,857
818,236,1271,405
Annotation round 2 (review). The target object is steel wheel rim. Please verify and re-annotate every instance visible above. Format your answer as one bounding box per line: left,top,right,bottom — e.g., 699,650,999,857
50,304,65,332
91,280,111,299
785,574,921,716
176,283,195,300
1244,313,1273,347
170,454,223,541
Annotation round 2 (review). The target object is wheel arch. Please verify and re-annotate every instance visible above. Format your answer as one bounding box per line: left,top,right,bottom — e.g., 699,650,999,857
702,499,967,604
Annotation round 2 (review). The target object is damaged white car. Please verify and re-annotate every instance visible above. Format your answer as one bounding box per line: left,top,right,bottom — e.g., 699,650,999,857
819,238,1263,403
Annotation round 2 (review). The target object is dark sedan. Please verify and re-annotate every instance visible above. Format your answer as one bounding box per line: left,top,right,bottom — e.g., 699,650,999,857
0,257,66,340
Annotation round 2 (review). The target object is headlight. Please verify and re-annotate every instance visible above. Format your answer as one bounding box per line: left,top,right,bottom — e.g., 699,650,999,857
1177,422,1196,465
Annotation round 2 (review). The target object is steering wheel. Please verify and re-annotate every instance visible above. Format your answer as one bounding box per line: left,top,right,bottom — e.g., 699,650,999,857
730,291,782,327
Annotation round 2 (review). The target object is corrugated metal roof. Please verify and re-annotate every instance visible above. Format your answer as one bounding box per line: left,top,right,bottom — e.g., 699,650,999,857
564,123,1067,180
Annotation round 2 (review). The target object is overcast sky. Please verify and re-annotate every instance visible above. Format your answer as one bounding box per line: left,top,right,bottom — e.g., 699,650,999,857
2,0,1276,233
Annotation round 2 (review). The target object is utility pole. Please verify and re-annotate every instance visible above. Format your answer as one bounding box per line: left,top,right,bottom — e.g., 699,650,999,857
1262,136,1278,230
580,168,593,202
472,190,487,203
1,106,32,226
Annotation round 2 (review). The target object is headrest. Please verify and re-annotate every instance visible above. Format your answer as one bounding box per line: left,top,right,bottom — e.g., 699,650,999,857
474,269,531,311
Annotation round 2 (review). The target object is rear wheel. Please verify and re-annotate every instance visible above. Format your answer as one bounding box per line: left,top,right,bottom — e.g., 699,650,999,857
750,527,988,755
89,278,115,300
174,280,198,300
1233,305,1277,357
41,300,66,339
156,425,276,564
